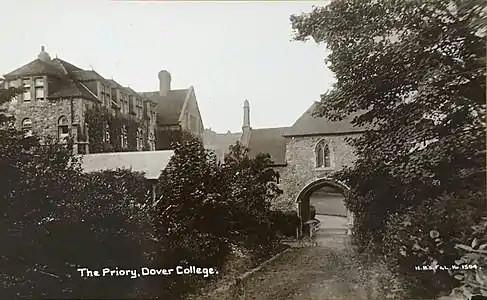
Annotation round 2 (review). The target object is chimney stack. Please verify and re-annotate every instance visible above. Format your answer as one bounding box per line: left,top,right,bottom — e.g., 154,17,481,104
158,70,171,97
38,45,51,62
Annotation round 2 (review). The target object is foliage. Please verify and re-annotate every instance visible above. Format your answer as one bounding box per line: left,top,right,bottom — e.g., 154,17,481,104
450,217,487,299
1,86,286,299
0,135,156,298
151,139,283,298
85,105,146,153
156,127,195,150
0,87,157,298
151,137,231,298
382,192,482,298
269,210,300,238
291,0,485,298
222,142,283,257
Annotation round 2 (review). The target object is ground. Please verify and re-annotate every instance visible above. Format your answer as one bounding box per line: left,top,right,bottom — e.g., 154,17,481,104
231,234,377,300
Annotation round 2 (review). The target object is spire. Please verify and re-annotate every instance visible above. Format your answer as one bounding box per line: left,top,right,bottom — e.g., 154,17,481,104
242,99,250,129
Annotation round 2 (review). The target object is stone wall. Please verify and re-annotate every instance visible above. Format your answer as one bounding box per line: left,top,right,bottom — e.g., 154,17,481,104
273,133,360,211
10,97,84,141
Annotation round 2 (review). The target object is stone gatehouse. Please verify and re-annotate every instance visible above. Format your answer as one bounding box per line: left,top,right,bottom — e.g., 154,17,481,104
204,101,366,235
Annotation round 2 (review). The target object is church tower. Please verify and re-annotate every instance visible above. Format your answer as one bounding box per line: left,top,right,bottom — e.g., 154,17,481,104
241,100,251,146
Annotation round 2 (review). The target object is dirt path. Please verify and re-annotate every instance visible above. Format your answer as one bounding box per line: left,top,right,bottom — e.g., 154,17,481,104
230,235,379,300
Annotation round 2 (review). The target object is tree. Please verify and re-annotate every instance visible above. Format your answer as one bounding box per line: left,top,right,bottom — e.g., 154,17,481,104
222,142,282,257
291,0,485,297
151,136,230,298
0,86,156,298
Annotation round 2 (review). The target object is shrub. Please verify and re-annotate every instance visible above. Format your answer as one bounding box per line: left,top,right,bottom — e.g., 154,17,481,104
382,192,484,298
450,217,487,299
269,210,300,238
151,137,231,298
222,142,282,257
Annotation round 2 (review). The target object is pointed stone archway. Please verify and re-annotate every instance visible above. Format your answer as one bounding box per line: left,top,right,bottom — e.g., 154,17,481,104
295,178,353,238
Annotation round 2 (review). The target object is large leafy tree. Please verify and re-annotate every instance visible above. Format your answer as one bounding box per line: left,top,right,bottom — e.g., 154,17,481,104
222,142,282,256
151,137,230,298
291,1,485,297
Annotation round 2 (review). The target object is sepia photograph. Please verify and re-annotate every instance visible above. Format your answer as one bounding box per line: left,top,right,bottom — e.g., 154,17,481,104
0,0,485,299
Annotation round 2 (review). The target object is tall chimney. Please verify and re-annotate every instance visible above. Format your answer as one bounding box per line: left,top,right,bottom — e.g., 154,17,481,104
38,45,51,61
158,70,171,97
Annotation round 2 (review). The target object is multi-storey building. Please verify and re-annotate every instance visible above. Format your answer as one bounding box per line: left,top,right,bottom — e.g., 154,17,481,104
2,46,204,154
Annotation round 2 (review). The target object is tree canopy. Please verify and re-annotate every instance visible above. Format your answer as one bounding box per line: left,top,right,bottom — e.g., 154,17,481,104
291,0,486,297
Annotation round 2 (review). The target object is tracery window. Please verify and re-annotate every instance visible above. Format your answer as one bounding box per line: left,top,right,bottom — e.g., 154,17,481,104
315,140,331,168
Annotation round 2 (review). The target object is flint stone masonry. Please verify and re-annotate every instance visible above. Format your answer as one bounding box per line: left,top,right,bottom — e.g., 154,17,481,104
273,134,360,211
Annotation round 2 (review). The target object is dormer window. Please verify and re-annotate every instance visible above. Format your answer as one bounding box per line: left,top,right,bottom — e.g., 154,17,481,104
22,79,31,102
315,139,332,169
34,77,44,101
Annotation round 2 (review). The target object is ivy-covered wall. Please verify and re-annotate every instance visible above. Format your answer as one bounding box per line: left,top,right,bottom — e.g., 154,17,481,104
85,106,150,153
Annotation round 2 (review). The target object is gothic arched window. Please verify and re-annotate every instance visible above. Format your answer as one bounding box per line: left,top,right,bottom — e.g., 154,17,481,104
315,140,331,168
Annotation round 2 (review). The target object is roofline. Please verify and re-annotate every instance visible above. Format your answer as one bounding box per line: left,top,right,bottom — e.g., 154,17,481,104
177,86,193,123
76,149,174,157
282,130,366,137
189,86,205,130
3,73,63,80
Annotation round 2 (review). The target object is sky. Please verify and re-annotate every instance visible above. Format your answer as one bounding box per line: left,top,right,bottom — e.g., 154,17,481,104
1,0,335,133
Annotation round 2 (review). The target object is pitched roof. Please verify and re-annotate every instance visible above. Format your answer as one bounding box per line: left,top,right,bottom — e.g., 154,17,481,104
47,78,97,101
141,89,189,125
53,58,83,73
283,101,366,136
107,79,123,89
72,70,110,84
3,59,65,79
78,150,174,180
203,129,242,157
247,127,289,166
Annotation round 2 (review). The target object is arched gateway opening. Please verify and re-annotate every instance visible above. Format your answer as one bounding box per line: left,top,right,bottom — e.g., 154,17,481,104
296,178,353,238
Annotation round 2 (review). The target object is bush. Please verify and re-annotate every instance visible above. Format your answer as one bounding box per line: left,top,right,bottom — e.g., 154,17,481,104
381,191,483,298
222,143,282,257
151,137,231,298
269,210,300,238
450,217,487,299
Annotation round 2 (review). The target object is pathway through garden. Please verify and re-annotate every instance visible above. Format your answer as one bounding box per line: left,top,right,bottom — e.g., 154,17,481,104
230,233,385,300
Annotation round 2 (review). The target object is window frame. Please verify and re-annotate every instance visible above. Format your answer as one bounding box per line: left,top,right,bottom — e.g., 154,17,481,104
58,116,69,142
315,139,333,169
22,79,31,102
22,118,33,137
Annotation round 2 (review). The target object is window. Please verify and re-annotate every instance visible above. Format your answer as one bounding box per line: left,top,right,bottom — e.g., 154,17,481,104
121,125,128,148
58,116,69,141
136,128,144,150
34,77,44,100
149,131,155,151
315,140,331,168
22,79,31,102
22,118,33,137
105,123,110,143
137,107,142,119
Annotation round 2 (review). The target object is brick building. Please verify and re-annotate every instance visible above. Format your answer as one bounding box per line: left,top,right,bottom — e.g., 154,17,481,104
2,46,204,154
204,100,367,236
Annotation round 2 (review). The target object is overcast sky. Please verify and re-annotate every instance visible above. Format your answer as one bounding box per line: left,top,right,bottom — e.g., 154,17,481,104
1,0,334,133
